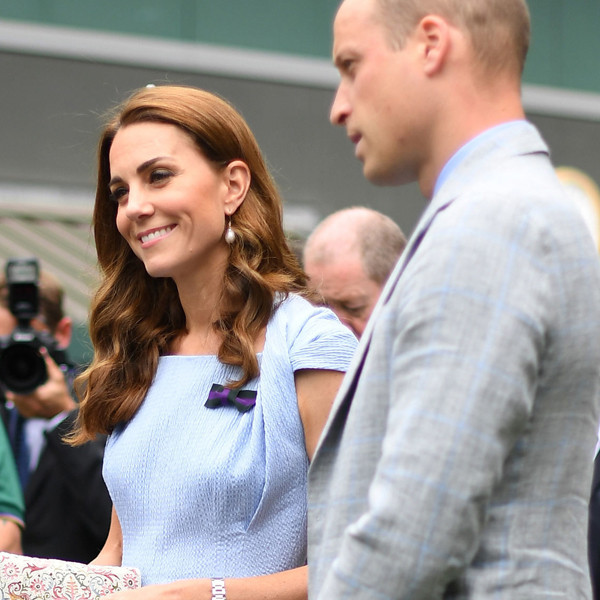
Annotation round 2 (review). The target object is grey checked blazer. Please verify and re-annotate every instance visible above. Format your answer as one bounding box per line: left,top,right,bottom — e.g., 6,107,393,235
308,122,600,599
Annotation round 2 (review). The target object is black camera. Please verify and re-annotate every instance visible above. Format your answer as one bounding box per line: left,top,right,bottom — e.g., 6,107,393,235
0,258,67,394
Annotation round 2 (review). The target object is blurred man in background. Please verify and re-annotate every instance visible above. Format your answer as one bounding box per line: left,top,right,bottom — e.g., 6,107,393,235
303,207,406,338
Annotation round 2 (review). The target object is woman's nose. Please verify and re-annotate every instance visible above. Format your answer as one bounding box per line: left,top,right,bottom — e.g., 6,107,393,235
124,189,154,220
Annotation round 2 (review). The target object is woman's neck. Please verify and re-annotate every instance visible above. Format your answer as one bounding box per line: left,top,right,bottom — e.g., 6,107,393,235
171,265,226,355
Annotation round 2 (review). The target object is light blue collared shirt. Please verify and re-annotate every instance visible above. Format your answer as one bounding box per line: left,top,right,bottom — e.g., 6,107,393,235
433,120,528,197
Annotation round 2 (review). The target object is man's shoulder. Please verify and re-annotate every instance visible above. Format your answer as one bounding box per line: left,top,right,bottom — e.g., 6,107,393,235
440,149,581,248
439,121,552,203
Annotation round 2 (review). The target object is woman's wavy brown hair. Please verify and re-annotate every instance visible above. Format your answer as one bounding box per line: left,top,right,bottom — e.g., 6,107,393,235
70,85,311,444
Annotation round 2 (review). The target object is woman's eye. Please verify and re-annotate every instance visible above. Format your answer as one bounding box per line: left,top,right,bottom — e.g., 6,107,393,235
150,169,172,184
109,187,128,203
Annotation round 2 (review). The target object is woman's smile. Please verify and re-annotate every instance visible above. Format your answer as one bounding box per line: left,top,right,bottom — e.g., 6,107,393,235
138,225,176,246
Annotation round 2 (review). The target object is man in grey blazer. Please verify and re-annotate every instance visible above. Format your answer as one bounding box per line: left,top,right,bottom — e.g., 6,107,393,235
308,0,600,598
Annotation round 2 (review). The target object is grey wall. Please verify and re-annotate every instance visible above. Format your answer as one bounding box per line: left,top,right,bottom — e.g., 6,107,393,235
0,50,426,237
2,1,600,94
3,48,600,241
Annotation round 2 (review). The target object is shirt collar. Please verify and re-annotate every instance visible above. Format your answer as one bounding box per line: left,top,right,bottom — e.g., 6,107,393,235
433,120,527,197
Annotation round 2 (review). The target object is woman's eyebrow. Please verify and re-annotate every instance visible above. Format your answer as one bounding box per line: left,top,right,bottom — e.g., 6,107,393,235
108,157,168,187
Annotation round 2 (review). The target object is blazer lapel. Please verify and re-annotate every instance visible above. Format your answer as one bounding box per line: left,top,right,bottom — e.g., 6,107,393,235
314,192,457,451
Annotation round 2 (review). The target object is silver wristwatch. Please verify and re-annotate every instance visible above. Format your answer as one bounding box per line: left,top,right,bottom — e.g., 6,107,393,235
211,577,226,600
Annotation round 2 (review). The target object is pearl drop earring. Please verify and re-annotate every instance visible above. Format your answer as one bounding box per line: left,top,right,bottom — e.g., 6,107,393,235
224,216,236,244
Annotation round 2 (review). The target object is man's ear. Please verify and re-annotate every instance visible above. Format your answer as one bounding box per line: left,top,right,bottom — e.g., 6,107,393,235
223,160,251,215
415,15,452,76
53,316,72,349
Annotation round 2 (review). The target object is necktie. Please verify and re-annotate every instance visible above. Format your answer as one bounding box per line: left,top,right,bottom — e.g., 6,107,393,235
8,408,30,489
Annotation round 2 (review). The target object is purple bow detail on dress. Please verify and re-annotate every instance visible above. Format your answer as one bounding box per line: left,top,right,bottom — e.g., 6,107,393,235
205,383,257,413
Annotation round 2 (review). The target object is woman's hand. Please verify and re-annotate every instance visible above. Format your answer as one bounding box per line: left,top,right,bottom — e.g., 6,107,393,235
106,567,307,600
107,584,171,600
108,580,209,600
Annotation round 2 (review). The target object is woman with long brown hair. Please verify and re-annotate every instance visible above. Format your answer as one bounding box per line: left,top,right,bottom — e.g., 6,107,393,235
70,85,357,599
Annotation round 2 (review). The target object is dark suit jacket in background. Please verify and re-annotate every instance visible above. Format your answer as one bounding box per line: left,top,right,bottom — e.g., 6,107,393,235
2,406,111,563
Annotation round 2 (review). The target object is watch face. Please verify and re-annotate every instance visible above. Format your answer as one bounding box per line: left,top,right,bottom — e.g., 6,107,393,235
556,166,600,252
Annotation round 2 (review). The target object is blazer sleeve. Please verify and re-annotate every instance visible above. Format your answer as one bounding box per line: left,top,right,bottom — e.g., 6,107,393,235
317,194,591,598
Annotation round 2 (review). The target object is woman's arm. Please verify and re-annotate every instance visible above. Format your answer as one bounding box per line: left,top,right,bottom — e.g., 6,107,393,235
295,368,346,460
107,567,306,600
91,505,123,566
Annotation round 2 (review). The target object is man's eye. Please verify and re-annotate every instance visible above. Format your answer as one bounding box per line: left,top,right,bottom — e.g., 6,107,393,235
339,58,355,76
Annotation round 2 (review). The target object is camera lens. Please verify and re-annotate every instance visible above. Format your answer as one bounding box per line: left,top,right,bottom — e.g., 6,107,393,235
0,343,47,394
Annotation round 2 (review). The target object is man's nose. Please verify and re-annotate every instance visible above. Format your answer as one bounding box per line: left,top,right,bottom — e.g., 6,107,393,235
330,85,350,126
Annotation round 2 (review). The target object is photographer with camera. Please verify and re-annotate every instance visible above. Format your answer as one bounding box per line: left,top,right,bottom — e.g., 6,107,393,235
0,258,111,563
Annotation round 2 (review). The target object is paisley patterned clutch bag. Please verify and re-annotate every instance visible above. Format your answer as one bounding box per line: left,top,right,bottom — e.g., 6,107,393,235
0,552,141,599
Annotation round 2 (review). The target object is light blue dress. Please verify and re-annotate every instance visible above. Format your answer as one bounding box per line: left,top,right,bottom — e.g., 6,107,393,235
102,294,358,585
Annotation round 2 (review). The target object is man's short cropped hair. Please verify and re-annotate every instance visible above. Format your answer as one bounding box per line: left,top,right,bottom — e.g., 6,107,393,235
375,0,531,76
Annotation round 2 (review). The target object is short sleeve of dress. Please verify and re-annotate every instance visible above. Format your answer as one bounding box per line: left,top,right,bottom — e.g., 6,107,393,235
283,295,358,373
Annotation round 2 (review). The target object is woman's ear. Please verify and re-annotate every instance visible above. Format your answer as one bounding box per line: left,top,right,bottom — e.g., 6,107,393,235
223,160,251,214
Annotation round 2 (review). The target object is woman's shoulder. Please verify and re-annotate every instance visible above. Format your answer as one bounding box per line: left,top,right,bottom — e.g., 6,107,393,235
275,291,317,312
272,292,358,356
274,292,341,329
